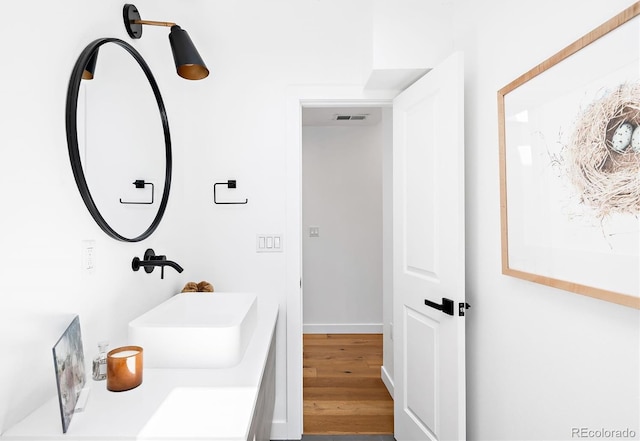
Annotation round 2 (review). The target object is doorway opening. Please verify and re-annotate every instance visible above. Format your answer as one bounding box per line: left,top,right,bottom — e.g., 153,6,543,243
286,56,465,439
301,105,394,435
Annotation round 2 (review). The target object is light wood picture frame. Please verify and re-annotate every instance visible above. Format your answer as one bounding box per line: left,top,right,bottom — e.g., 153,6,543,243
498,2,640,309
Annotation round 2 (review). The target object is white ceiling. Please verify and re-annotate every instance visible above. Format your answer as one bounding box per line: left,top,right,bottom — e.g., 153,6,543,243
302,107,383,126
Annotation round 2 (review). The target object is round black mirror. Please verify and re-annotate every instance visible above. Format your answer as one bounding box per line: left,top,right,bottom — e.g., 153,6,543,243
66,38,172,242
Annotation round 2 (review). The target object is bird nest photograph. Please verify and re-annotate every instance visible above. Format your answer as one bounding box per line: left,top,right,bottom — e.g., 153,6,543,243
566,82,640,218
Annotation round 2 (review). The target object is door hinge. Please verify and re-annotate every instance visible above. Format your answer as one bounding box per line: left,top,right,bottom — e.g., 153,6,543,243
459,302,470,316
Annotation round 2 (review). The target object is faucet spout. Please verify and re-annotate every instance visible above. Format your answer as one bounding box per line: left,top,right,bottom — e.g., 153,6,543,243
162,260,184,273
132,249,183,279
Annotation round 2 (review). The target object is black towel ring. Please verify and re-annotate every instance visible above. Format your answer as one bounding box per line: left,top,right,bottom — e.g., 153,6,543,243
120,180,154,205
213,180,248,205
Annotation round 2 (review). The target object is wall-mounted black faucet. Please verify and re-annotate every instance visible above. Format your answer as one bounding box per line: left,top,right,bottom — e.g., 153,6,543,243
132,248,183,279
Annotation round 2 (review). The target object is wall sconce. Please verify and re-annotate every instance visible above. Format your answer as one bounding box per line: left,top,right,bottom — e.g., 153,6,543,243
123,4,209,80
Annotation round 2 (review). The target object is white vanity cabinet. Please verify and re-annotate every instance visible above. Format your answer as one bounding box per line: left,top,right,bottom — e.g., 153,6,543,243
247,333,276,441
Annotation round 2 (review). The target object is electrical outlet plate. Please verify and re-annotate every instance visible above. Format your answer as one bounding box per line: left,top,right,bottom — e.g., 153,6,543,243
82,240,96,274
256,234,283,253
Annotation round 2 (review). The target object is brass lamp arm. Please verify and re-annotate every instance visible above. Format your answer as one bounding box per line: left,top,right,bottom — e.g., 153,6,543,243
134,19,177,28
124,4,177,38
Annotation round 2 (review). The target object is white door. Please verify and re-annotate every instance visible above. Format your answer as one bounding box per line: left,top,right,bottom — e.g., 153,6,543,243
393,51,466,441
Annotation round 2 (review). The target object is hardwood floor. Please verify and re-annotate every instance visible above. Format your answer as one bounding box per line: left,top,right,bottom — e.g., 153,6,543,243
303,334,394,435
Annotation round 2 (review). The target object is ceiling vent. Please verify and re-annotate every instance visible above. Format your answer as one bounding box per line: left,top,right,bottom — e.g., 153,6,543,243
334,114,368,121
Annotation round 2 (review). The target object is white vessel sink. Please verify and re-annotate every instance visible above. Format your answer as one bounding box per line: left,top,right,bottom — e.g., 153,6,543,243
128,292,257,368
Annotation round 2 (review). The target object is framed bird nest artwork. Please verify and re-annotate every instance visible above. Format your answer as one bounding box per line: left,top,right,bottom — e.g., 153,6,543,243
498,2,640,309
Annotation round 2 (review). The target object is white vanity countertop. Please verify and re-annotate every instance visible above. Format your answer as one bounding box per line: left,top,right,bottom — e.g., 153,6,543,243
1,301,279,441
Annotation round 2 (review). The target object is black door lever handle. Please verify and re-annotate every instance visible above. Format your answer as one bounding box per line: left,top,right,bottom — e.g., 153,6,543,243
424,297,455,316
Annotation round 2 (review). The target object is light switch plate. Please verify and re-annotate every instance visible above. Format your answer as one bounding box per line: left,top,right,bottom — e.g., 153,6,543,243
82,240,96,274
256,234,283,252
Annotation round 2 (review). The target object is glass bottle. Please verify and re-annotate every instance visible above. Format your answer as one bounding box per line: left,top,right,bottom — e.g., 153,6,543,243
92,341,108,381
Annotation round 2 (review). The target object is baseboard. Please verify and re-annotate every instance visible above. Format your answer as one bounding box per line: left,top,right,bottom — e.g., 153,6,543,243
381,365,394,399
303,323,383,334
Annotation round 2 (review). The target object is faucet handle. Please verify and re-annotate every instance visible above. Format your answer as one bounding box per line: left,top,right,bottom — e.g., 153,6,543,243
145,249,167,261
142,249,156,273
143,249,156,261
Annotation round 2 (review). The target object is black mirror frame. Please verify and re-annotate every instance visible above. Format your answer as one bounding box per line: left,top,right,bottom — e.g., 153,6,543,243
66,38,172,242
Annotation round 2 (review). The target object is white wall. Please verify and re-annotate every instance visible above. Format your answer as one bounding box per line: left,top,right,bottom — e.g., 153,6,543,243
371,0,452,70
455,1,640,440
365,0,453,90
0,0,372,436
302,123,384,333
0,1,185,433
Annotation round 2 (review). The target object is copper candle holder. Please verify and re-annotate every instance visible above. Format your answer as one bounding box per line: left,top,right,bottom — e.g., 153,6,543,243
106,346,143,392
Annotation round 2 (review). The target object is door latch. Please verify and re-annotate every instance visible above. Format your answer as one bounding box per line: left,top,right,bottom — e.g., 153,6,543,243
459,302,471,316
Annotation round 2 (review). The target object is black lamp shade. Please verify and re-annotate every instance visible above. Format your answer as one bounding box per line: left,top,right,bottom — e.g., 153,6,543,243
168,25,209,80
82,50,99,80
